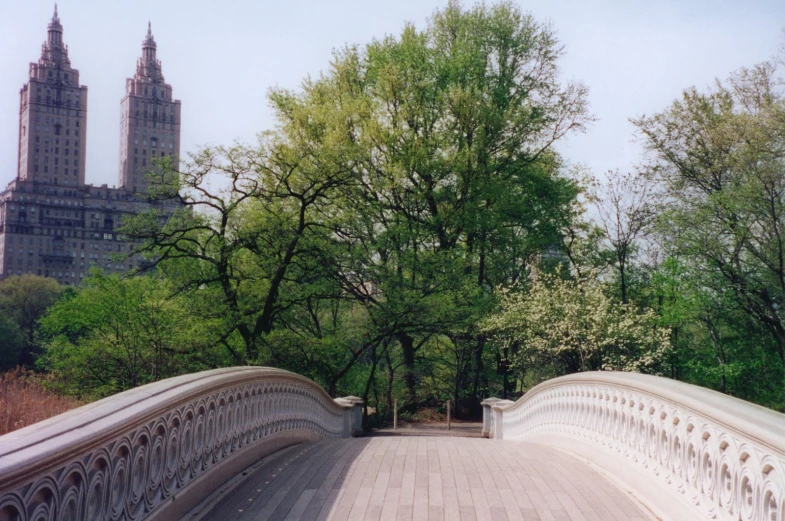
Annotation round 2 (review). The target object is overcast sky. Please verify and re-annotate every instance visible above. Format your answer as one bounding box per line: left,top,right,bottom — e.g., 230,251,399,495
1,0,783,190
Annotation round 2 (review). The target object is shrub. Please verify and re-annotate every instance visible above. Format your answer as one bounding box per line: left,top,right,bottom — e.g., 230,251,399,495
0,367,83,436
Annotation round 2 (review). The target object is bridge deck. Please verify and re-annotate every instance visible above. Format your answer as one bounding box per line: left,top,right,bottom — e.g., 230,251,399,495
189,436,653,521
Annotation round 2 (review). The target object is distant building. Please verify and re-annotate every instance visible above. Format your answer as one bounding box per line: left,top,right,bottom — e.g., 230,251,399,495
0,7,181,284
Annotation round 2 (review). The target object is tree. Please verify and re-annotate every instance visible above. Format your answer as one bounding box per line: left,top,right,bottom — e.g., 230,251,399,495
0,314,22,371
634,61,785,376
122,140,355,365
593,170,654,303
269,0,591,407
0,275,62,365
483,270,671,384
38,273,213,398
648,257,784,407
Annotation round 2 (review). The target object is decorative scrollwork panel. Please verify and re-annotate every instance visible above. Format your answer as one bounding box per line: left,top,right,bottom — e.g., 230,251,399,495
0,367,361,521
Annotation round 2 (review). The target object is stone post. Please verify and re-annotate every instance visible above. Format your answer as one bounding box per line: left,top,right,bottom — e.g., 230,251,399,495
481,397,501,438
491,400,514,440
335,396,364,437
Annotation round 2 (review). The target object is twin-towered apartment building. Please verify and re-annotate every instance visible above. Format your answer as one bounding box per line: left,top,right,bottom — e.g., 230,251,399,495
0,6,181,284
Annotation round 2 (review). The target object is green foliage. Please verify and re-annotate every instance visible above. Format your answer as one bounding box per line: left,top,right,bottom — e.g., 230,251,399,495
266,0,589,407
647,258,785,408
0,274,63,366
0,314,23,371
635,60,785,406
38,272,216,399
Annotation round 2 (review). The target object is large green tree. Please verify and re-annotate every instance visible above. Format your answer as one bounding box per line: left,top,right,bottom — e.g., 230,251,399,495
268,0,590,407
634,61,785,382
122,139,355,366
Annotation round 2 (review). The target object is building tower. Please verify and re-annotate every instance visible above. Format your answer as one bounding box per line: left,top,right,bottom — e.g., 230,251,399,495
17,4,88,187
119,23,181,193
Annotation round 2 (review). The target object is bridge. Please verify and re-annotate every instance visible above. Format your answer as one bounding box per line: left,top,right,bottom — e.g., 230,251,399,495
0,368,783,521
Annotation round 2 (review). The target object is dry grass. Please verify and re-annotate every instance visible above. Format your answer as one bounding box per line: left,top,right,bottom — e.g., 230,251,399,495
0,367,83,436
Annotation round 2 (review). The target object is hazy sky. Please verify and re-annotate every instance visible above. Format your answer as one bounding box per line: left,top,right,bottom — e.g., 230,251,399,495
1,0,783,190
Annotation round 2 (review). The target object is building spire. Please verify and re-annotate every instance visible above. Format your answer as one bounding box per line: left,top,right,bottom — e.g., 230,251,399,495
46,2,64,50
144,21,155,45
141,20,158,67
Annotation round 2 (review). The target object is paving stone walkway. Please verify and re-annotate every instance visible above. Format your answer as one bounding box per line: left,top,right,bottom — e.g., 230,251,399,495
188,436,654,521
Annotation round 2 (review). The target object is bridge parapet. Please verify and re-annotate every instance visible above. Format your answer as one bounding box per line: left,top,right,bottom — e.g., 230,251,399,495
484,372,785,521
0,367,362,521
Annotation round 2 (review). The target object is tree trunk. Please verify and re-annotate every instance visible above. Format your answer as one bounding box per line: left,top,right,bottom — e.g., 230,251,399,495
470,336,485,411
385,350,394,419
362,344,378,431
398,332,417,406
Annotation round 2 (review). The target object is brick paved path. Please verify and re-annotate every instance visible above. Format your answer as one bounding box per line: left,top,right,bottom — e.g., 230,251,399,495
190,437,654,521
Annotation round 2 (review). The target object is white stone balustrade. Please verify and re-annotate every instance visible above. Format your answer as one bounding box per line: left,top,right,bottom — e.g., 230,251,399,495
484,372,785,521
0,367,362,521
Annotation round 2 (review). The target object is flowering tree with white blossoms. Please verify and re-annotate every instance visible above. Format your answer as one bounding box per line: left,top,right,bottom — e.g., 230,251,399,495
484,270,671,379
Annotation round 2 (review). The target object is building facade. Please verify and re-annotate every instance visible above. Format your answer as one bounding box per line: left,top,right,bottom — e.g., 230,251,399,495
0,8,181,284
119,23,181,193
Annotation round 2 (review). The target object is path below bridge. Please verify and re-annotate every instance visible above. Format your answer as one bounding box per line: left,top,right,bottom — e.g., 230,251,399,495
185,428,654,521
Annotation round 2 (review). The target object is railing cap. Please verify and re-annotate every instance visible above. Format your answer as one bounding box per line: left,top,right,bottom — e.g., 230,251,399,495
334,396,364,408
510,371,785,455
481,397,502,406
491,399,515,411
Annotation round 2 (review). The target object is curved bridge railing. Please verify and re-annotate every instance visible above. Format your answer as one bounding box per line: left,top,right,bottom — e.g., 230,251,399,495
0,367,362,521
483,372,785,521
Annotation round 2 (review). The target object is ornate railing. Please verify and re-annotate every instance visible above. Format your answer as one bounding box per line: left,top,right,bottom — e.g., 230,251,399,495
0,367,362,521
483,372,785,521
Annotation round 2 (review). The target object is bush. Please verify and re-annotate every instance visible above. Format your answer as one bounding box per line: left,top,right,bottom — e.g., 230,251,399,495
0,367,83,436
